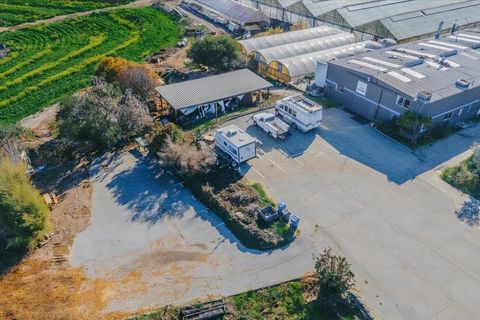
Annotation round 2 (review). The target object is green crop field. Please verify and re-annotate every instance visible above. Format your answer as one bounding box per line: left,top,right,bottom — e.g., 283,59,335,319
0,7,179,123
0,0,134,27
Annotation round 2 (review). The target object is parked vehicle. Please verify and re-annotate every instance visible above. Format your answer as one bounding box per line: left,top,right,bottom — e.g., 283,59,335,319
275,95,323,132
215,125,257,167
253,112,290,139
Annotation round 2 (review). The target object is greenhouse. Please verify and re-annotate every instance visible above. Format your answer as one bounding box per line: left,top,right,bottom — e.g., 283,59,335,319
268,42,369,83
251,32,356,75
235,0,480,42
238,25,339,53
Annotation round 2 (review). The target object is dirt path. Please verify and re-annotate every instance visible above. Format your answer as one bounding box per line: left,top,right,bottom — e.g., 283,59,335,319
0,0,159,33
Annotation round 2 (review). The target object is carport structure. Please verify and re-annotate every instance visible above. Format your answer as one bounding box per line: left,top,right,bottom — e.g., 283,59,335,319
156,69,272,124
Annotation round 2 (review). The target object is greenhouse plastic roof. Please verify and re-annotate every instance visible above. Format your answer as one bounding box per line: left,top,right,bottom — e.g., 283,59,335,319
255,32,356,63
238,26,341,53
156,69,272,110
275,42,369,78
380,0,480,40
192,0,268,25
336,0,454,28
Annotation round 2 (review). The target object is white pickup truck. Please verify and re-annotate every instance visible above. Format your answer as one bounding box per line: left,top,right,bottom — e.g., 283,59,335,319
252,112,290,139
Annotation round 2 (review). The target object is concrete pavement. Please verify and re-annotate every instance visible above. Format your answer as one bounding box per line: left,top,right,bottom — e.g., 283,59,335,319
71,108,480,319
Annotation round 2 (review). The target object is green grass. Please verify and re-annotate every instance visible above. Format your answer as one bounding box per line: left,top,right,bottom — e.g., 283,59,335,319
231,280,358,320
0,0,134,27
0,7,180,123
309,95,340,109
251,182,275,207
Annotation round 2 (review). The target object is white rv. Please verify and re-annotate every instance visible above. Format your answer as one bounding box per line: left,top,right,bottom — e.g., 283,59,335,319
215,125,257,166
275,95,323,132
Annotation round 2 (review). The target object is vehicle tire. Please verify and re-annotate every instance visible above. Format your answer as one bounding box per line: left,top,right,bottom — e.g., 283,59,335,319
268,131,273,138
231,161,238,168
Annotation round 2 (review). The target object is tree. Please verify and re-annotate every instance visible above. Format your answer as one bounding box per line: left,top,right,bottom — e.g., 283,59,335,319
96,57,161,101
187,35,241,71
0,157,50,253
0,123,30,162
57,77,152,148
314,247,355,304
395,111,432,144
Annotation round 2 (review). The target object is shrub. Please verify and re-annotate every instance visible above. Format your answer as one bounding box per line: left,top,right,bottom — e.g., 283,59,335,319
96,57,161,101
0,157,50,253
187,35,241,71
314,247,355,304
158,138,216,177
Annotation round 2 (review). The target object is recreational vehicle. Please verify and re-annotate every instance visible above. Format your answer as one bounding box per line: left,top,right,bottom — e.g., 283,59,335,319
215,125,257,166
275,95,323,132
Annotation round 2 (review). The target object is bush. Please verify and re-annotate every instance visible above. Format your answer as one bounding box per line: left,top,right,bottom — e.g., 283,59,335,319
314,247,355,304
96,57,161,101
187,35,241,71
158,138,216,177
0,157,50,255
56,77,152,148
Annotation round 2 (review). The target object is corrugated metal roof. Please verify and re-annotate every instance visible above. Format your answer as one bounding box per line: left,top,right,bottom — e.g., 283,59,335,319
255,32,356,63
381,0,480,40
275,42,369,78
156,69,273,110
239,26,341,53
191,0,268,25
329,32,480,101
301,0,372,17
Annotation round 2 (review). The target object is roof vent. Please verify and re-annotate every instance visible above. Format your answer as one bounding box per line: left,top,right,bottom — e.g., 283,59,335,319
441,49,457,57
417,91,432,103
226,128,237,137
404,58,424,67
456,79,471,89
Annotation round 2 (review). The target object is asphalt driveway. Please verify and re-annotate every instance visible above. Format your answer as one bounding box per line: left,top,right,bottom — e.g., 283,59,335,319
71,107,480,319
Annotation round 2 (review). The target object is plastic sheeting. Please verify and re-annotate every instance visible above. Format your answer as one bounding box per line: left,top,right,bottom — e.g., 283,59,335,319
275,42,370,78
255,32,356,63
190,0,268,26
239,26,341,53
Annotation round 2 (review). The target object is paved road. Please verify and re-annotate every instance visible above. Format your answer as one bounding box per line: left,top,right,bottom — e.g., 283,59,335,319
71,108,480,319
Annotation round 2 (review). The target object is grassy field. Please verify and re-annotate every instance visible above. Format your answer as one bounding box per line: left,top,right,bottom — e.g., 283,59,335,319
0,7,179,123
0,0,133,27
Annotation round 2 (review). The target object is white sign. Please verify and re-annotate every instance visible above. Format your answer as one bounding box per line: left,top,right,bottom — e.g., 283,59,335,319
356,81,368,96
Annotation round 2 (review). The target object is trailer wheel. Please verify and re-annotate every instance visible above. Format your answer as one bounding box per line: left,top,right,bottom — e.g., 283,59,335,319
231,160,238,168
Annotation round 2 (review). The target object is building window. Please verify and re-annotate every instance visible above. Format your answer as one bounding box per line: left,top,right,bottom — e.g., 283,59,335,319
391,114,398,121
396,95,411,109
444,112,453,121
335,84,344,92
277,63,283,73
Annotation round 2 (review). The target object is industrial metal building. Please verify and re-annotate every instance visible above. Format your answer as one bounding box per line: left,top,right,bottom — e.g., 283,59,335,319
324,32,480,126
239,26,372,82
156,69,272,124
235,0,480,42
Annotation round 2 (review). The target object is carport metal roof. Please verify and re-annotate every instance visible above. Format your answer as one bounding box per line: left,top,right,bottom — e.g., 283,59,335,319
156,69,273,110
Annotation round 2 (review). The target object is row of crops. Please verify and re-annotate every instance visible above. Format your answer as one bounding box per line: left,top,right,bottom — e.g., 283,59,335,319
0,7,180,123
0,0,133,27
